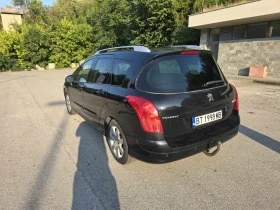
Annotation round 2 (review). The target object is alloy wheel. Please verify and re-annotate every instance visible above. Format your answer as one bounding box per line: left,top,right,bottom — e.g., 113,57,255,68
65,95,72,112
109,126,124,159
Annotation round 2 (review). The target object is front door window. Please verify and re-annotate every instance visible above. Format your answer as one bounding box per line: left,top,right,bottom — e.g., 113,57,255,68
73,59,95,83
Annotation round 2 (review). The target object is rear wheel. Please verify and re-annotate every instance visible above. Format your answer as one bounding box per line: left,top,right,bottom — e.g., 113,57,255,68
107,120,132,164
65,93,76,115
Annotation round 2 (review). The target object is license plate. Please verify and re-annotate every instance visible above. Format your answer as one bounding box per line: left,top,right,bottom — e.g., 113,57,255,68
192,110,222,127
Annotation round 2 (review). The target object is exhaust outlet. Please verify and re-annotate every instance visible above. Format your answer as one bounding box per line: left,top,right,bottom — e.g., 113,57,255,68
203,141,221,157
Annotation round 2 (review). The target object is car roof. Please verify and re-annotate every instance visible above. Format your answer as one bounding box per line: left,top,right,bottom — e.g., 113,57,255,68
93,45,210,55
87,45,213,65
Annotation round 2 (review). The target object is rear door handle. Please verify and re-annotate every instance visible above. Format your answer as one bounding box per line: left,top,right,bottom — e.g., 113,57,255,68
78,83,85,91
96,89,105,95
79,83,85,88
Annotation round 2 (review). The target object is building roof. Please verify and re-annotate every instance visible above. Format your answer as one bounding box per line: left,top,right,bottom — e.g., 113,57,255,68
0,8,23,15
189,0,280,29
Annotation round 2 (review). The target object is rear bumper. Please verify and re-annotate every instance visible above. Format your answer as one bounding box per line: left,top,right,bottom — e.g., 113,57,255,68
128,125,239,163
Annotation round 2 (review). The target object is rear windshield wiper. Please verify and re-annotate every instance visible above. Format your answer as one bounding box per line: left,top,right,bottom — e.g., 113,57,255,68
203,80,225,87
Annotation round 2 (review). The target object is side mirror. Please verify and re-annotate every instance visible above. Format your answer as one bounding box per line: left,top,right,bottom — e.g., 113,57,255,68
65,75,74,85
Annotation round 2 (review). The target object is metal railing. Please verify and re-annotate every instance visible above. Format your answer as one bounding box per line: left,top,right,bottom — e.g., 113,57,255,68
94,45,151,55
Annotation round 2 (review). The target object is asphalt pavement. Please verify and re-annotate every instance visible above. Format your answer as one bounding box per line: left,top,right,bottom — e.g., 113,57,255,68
0,70,279,210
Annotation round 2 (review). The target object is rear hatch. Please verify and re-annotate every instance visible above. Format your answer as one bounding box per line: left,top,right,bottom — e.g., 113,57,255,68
136,50,238,146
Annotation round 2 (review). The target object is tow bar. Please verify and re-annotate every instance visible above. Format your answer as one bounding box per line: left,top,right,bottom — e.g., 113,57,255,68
203,141,221,157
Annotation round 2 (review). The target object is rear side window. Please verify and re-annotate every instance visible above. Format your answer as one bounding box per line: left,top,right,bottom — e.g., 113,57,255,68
136,53,225,93
88,57,113,84
112,59,132,86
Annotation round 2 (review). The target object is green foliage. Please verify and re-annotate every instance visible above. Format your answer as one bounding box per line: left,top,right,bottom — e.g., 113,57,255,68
172,0,195,21
0,53,21,71
194,0,246,12
0,0,245,71
21,24,50,67
172,0,200,45
49,19,94,68
48,0,91,24
12,0,28,7
12,0,47,25
0,30,23,70
87,0,130,50
173,26,200,45
128,0,175,47
0,24,49,70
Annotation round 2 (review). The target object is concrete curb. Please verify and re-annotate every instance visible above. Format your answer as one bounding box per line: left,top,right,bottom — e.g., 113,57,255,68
252,79,280,86
225,74,280,86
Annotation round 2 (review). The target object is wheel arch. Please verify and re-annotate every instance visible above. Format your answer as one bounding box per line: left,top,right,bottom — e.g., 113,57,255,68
63,87,68,97
104,116,113,136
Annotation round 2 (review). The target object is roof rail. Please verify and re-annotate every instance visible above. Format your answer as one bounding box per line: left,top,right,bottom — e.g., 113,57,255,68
171,45,202,50
94,45,151,55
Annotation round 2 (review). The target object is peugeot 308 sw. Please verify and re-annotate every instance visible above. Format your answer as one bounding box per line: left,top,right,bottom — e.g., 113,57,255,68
64,46,240,164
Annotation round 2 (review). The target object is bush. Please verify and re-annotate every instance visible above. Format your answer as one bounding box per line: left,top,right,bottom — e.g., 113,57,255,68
173,25,200,45
49,19,94,68
0,30,24,71
21,24,50,68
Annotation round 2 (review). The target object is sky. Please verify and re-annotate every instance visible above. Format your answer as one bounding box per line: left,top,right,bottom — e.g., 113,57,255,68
0,0,55,7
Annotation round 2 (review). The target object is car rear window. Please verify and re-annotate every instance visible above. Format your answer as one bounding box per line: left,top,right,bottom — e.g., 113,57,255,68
136,53,225,93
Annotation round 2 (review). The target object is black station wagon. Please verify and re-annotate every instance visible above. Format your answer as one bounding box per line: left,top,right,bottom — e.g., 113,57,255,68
64,45,240,164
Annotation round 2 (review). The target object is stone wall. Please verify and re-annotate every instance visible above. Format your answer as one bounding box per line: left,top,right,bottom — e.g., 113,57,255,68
217,38,280,77
199,29,210,50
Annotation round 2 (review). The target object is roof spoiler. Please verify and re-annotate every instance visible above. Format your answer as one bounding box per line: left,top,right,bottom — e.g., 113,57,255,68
94,45,151,55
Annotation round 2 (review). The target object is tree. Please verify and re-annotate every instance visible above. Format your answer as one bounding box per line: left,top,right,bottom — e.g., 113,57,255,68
86,0,130,50
49,18,94,67
21,24,50,67
1,0,246,71
12,0,47,25
12,0,29,7
172,0,200,45
0,29,23,70
128,0,175,47
47,0,92,24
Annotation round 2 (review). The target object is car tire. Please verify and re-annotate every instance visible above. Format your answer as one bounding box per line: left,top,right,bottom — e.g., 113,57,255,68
65,93,76,115
107,120,132,165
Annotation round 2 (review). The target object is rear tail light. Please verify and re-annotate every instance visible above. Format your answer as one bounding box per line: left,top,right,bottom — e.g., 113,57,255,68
126,95,163,133
232,85,239,111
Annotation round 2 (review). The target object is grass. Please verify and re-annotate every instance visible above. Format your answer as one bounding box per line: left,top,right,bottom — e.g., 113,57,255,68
200,0,254,13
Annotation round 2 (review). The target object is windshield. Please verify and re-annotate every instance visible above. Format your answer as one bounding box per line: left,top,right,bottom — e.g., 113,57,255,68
136,53,226,93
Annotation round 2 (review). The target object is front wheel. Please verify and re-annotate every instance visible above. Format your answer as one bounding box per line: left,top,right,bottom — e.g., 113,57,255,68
107,120,132,165
65,93,76,115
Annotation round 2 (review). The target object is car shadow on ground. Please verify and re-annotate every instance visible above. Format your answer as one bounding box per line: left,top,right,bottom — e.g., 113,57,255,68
72,121,120,210
239,125,280,154
47,101,65,106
